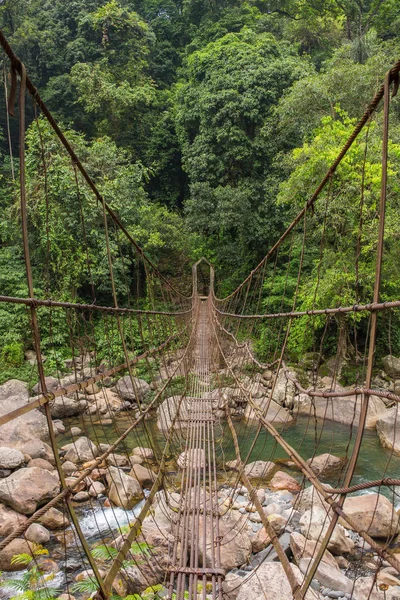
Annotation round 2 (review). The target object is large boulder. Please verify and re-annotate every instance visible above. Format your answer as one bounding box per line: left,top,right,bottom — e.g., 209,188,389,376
38,507,70,529
86,389,125,416
382,355,400,378
353,575,400,600
129,464,156,487
236,562,318,600
113,376,151,403
156,396,195,431
244,461,275,480
377,405,400,455
25,522,51,544
0,538,34,572
290,531,338,570
0,447,25,469
268,470,301,493
177,449,206,469
106,466,144,509
0,503,28,536
62,437,98,463
298,557,353,594
0,467,60,514
244,397,294,424
21,439,55,464
48,396,88,419
340,493,400,538
306,453,345,478
294,485,331,513
271,369,297,407
299,506,354,555
0,380,49,447
192,511,252,570
295,387,386,429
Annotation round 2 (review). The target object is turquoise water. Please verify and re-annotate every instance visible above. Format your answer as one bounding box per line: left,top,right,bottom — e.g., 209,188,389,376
58,412,400,504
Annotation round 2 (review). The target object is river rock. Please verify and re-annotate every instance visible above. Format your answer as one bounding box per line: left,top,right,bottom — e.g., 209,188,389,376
49,396,88,418
340,493,400,538
306,453,344,477
0,380,49,447
20,439,55,464
132,447,154,460
62,460,78,475
298,557,353,593
0,446,25,469
296,386,386,429
106,453,129,467
244,397,294,424
271,369,297,407
88,480,105,497
194,511,252,570
377,405,400,455
299,506,354,554
0,467,60,514
32,376,59,395
27,457,55,471
236,561,319,600
251,514,287,553
38,507,70,529
0,503,28,536
73,491,89,502
113,376,151,403
129,464,157,487
106,466,143,509
353,575,400,599
0,538,34,571
269,470,301,493
87,389,124,415
157,395,195,431
25,522,51,544
177,448,206,469
294,485,331,513
62,436,99,463
290,531,338,569
382,355,400,378
244,461,275,480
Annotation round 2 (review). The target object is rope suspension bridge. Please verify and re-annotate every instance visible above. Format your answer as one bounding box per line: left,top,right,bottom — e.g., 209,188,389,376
1,29,400,600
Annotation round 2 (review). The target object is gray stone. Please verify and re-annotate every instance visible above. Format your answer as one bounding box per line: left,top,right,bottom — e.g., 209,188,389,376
106,466,143,509
73,491,90,502
0,467,60,514
377,405,400,455
382,355,400,378
244,397,294,424
340,493,400,538
38,507,70,529
306,453,344,478
0,538,34,571
0,380,49,447
298,558,353,593
25,523,51,544
236,561,319,600
299,506,355,555
113,376,151,403
21,439,55,463
62,436,98,463
0,503,28,536
62,460,78,475
244,460,275,480
0,446,25,469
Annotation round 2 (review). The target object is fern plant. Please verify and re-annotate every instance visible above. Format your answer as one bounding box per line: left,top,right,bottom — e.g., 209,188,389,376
0,545,60,600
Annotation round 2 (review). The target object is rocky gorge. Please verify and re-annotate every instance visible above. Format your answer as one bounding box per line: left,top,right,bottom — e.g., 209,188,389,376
1,351,400,600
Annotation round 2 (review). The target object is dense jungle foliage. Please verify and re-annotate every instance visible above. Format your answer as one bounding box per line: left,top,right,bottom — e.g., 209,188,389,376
1,0,400,377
